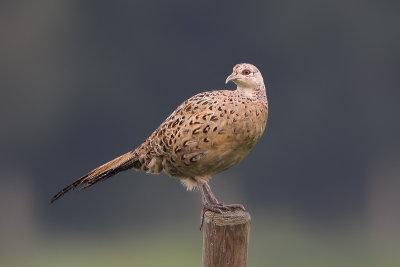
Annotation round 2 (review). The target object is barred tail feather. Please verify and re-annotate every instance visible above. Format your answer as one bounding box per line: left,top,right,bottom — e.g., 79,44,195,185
51,150,139,203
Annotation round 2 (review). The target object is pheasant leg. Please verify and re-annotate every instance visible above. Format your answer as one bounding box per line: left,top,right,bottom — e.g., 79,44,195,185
198,180,224,229
203,182,246,211
198,180,246,229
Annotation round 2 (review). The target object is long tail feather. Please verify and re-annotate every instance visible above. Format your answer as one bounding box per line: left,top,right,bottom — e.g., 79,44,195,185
51,150,139,203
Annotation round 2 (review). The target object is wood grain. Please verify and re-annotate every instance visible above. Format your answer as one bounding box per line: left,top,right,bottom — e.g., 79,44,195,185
202,209,251,267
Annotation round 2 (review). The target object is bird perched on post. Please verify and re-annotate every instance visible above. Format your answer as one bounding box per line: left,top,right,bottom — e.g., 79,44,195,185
51,63,268,228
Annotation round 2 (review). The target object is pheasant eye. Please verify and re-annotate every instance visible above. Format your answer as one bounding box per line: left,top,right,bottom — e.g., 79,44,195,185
241,69,251,75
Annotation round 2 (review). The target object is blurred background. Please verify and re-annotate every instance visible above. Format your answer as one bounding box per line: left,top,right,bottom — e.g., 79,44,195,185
1,0,399,266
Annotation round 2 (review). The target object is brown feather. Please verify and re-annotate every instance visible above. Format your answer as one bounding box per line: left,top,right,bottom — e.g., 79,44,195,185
51,150,139,203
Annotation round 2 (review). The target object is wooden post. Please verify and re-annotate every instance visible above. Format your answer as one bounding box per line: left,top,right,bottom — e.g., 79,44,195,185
202,209,251,267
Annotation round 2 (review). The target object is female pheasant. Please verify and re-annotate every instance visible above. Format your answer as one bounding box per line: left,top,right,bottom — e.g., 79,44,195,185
52,63,268,228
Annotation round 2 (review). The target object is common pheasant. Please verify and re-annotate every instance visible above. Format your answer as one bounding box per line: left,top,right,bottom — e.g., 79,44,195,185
51,63,268,228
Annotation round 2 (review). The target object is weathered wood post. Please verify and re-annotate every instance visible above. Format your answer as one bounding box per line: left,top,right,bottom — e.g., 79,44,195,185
202,209,251,267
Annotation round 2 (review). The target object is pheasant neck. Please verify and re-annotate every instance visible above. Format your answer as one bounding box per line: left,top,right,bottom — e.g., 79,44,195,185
257,84,268,106
237,83,267,106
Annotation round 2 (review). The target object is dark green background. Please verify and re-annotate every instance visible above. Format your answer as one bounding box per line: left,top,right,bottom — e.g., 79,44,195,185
1,0,399,266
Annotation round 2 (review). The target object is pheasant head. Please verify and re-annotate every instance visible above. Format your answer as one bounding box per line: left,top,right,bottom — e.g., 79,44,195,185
225,63,265,91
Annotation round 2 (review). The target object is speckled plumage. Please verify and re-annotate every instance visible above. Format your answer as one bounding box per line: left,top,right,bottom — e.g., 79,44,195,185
52,63,268,225
138,86,268,189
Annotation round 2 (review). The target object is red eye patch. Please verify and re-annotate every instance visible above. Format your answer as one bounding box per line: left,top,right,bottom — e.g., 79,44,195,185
241,69,251,75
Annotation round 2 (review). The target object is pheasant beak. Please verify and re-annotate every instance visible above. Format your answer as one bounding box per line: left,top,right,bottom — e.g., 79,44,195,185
225,73,238,84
